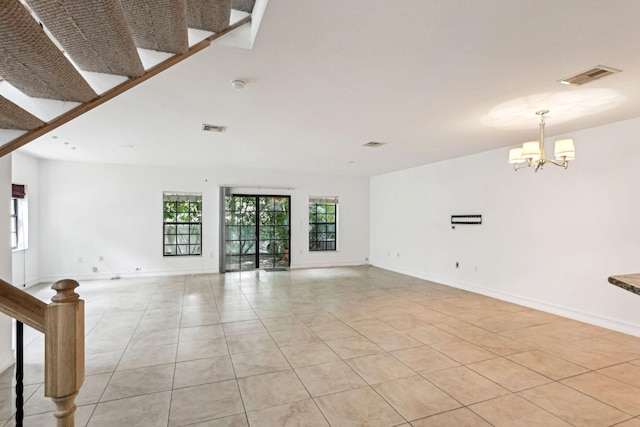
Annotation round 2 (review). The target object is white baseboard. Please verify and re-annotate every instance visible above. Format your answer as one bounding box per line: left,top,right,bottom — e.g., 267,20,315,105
39,267,222,284
0,350,14,374
38,262,368,283
290,261,367,270
15,276,42,289
370,261,640,337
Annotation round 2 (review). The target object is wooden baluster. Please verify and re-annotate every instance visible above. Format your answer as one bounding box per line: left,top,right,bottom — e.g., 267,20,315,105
44,280,85,427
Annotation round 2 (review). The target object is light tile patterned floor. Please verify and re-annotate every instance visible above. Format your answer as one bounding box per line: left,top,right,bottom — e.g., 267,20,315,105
1,266,640,426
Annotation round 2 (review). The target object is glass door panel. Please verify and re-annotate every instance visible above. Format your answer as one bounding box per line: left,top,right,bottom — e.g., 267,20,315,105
225,195,290,271
225,196,257,271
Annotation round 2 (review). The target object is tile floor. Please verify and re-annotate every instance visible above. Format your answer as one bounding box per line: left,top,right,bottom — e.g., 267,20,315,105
1,266,640,426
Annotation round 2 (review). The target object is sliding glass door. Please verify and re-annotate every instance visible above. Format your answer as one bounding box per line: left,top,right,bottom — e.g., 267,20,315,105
224,195,290,271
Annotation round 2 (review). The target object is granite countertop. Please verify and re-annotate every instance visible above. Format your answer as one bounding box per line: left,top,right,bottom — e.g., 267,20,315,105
608,273,640,296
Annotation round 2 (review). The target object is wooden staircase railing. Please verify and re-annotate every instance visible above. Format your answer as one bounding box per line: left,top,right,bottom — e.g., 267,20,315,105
0,278,84,427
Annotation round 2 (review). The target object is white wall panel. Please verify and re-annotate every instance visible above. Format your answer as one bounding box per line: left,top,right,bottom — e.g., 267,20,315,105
371,117,640,335
36,161,369,281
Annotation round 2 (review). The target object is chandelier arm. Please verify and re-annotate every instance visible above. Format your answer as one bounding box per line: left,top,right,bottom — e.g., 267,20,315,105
546,158,569,169
514,160,533,171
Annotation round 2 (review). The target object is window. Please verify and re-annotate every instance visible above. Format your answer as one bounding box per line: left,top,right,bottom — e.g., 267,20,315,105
11,184,27,251
10,198,18,249
163,192,202,256
309,196,338,251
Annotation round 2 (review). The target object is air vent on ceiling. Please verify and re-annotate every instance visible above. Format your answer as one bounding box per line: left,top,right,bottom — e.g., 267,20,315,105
202,124,227,133
559,65,621,86
363,141,386,148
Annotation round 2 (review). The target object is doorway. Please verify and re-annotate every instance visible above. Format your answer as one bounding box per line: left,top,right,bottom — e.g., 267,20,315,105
224,195,290,271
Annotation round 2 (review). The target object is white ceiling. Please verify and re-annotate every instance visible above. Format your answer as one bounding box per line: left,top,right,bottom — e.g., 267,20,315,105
19,0,640,177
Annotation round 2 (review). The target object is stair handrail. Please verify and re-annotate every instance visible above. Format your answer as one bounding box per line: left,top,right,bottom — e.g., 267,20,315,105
0,278,46,332
0,278,84,427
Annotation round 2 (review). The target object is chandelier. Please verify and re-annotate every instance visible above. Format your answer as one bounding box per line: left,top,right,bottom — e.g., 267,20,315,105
508,110,575,172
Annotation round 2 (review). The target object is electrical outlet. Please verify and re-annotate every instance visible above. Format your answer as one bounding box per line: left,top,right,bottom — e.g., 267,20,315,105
92,266,98,273
135,267,141,272
99,256,104,262
455,261,459,269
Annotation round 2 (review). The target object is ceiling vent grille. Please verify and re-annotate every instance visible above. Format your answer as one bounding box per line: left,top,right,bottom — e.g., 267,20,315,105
363,141,386,148
202,124,227,133
559,65,621,86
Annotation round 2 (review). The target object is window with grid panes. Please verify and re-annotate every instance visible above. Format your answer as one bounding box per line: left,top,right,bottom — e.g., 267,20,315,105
11,184,27,250
11,198,18,249
309,196,337,251
163,193,202,256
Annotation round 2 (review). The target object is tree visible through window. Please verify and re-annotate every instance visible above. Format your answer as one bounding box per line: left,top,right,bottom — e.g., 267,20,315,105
163,193,202,256
309,197,338,251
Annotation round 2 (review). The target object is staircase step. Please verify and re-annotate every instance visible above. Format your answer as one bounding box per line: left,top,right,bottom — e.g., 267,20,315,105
188,0,232,32
24,0,145,77
0,96,45,131
0,0,97,102
121,0,189,55
233,0,256,13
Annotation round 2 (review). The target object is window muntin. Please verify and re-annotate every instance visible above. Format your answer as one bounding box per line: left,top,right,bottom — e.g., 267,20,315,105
163,193,202,256
309,196,338,251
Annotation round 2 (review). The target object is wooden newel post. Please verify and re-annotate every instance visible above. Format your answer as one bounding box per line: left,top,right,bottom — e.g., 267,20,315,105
44,279,85,427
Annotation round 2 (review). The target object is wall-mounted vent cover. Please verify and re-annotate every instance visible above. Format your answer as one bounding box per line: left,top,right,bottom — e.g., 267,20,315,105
363,141,386,148
202,124,227,133
559,65,621,86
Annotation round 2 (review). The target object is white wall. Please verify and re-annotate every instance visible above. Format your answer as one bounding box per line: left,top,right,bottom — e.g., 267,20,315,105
36,160,369,281
370,117,640,336
11,151,40,287
0,154,14,372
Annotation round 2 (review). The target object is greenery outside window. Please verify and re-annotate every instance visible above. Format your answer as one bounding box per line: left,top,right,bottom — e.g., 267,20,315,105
163,192,202,256
309,196,338,251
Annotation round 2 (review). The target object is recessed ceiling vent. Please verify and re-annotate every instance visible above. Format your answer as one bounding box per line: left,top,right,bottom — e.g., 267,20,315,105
202,124,227,133
559,65,621,86
363,141,386,148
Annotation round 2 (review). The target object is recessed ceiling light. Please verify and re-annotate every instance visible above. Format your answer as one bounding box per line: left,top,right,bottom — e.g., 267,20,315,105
363,141,386,148
231,79,247,89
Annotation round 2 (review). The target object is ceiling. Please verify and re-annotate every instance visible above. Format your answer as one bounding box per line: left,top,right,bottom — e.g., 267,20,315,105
17,0,640,177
